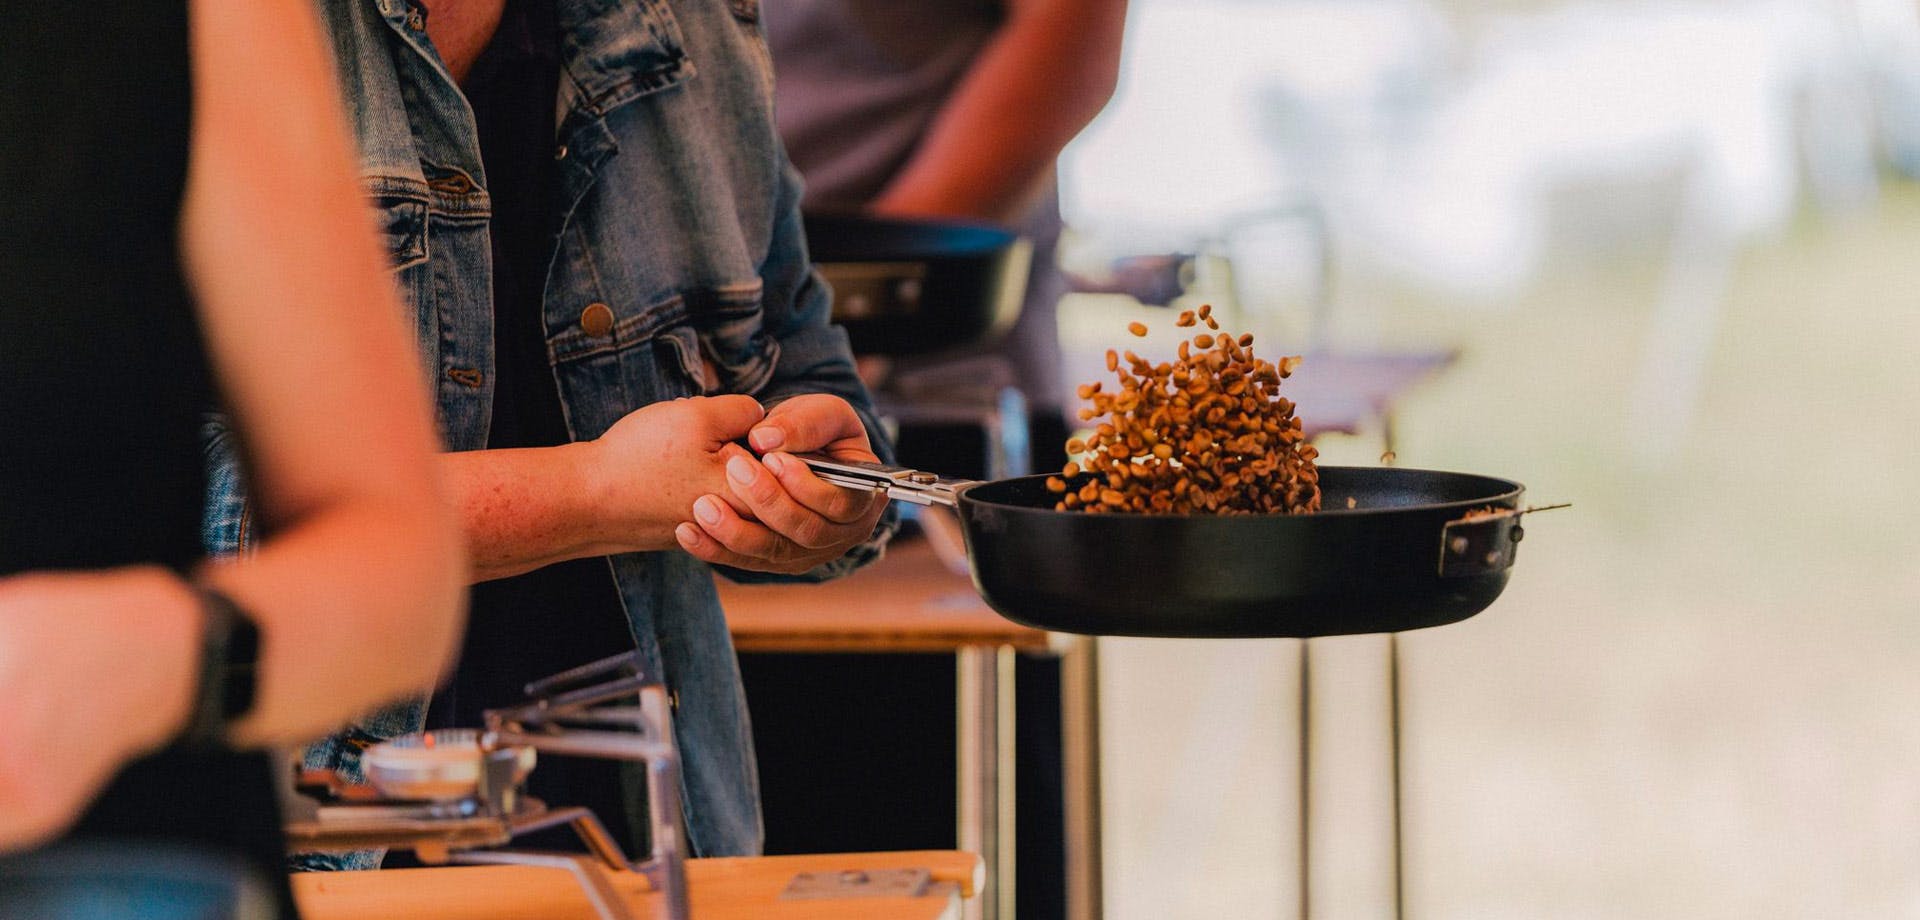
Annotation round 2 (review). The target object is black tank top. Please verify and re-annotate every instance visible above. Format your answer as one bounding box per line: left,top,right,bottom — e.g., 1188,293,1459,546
2,6,295,914
0,5,206,565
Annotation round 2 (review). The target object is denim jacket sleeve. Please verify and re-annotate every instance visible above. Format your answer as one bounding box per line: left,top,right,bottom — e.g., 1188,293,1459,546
713,159,900,585
200,412,250,560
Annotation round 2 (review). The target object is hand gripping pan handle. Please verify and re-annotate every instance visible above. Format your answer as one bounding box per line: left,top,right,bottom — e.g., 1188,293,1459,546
793,454,980,508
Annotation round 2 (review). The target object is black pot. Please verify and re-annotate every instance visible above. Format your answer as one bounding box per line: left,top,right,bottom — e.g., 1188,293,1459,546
803,212,1030,357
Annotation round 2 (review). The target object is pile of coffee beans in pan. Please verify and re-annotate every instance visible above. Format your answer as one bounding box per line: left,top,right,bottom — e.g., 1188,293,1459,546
1048,304,1321,514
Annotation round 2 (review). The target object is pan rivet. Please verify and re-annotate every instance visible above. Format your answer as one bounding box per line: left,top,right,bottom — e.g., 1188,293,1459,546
909,472,937,485
1449,536,1469,555
1510,526,1525,543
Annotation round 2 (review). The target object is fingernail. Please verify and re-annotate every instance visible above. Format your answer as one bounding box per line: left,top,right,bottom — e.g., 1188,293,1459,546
726,455,757,485
674,523,701,547
749,427,784,451
762,452,788,475
694,496,723,524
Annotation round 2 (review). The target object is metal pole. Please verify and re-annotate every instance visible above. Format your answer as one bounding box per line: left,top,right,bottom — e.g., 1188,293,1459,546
1298,639,1312,920
958,646,1005,920
1062,636,1104,920
1389,634,1405,920
997,646,1019,920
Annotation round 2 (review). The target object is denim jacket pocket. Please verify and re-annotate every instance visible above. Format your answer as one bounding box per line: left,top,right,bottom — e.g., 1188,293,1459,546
371,193,428,270
367,188,433,355
549,294,703,421
550,286,779,410
658,326,720,394
677,283,779,397
560,0,695,118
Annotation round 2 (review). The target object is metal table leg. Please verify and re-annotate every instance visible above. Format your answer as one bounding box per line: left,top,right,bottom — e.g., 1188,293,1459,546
1298,639,1312,920
959,646,1017,920
1390,633,1405,920
1061,636,1104,920
1297,417,1409,920
1298,635,1407,920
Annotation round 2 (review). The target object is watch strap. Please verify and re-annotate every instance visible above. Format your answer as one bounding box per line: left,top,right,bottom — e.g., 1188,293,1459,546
183,584,260,746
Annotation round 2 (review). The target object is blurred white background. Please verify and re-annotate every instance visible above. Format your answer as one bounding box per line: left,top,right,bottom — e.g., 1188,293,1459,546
1053,0,1920,916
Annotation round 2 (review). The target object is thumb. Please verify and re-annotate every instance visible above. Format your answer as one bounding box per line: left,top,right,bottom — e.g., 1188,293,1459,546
693,395,767,444
748,394,866,454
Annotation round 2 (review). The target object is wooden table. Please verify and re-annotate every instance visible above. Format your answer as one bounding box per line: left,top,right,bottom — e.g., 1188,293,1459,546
725,534,1049,655
720,536,1100,920
295,850,981,920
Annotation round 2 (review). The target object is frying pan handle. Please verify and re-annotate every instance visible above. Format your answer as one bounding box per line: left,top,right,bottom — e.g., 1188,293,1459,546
791,454,976,508
1438,507,1525,577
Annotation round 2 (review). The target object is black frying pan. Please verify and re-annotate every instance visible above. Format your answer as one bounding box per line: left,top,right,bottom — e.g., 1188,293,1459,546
803,212,1030,357
804,457,1533,638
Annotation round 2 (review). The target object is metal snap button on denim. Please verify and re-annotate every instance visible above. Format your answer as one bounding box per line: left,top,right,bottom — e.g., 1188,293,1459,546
580,303,615,337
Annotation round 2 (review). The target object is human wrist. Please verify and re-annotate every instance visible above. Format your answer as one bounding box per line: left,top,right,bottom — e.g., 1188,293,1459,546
570,438,678,554
121,568,207,753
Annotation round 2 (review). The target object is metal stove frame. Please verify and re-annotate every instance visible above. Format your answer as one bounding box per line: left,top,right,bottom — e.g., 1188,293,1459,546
284,651,689,920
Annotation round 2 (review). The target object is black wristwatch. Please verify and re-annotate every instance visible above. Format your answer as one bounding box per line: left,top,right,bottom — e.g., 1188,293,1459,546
183,584,260,746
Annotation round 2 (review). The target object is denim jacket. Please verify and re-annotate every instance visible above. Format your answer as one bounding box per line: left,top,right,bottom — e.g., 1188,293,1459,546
203,0,894,865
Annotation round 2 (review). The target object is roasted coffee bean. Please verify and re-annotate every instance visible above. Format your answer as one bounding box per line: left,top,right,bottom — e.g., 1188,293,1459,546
1053,309,1320,515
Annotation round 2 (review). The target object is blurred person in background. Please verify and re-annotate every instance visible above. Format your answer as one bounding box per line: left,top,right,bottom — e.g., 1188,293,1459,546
764,0,1128,468
222,0,898,870
0,0,467,915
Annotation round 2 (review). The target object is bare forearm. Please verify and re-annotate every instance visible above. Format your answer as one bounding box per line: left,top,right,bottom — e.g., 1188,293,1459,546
873,0,1125,223
203,495,464,748
442,442,677,582
182,0,468,750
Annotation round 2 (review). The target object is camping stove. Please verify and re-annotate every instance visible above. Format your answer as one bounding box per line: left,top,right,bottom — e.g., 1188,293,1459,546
282,652,689,920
